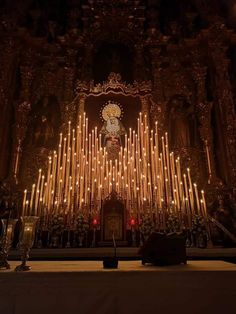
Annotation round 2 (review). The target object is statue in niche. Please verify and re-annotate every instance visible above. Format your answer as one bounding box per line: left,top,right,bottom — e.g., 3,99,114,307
169,96,197,148
100,102,126,160
32,95,59,148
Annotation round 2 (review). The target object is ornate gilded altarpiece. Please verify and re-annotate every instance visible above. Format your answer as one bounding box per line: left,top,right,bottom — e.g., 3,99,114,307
0,0,236,231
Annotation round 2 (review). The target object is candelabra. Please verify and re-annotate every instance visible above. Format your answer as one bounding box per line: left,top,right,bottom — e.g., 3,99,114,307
15,216,39,271
21,111,209,239
0,219,18,269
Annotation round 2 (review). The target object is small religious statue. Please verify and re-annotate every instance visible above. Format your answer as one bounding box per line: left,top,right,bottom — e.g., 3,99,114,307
212,195,236,247
169,96,197,148
32,95,58,148
100,102,126,160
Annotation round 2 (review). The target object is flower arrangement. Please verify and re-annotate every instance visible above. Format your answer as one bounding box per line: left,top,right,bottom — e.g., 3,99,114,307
166,214,180,233
51,214,64,236
192,214,207,235
76,214,89,236
75,214,89,247
50,214,65,247
192,214,207,248
139,214,155,240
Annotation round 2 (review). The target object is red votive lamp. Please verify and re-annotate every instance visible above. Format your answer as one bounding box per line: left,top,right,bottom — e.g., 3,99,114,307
130,218,135,226
92,218,98,226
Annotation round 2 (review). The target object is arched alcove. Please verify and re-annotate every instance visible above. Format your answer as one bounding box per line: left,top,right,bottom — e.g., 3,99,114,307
93,42,134,84
84,93,141,135
24,94,61,151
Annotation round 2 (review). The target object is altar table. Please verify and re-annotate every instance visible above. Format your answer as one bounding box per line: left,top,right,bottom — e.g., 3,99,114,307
0,260,236,314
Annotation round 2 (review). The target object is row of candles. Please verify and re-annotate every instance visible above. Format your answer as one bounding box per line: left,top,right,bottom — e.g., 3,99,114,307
22,112,208,224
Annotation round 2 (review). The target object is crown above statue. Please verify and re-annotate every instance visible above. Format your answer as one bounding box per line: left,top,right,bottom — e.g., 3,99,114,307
101,101,122,121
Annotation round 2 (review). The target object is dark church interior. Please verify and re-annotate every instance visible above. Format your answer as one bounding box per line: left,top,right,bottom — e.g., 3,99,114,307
0,1,236,313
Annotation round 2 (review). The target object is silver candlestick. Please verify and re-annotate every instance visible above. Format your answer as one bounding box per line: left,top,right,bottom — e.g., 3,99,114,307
15,216,39,271
0,219,18,269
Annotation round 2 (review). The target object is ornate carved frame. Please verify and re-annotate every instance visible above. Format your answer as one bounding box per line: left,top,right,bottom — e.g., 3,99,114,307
73,72,153,122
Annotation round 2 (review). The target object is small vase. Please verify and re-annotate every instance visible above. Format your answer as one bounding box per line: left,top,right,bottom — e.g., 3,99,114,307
185,236,191,247
198,233,207,248
78,235,83,247
72,232,78,247
91,228,96,248
66,230,71,248
190,233,195,247
131,228,136,247
36,230,43,248
143,234,149,243
51,235,60,248
139,233,143,247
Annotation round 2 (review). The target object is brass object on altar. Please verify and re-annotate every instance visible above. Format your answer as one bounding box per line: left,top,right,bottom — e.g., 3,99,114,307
0,219,18,269
15,216,39,272
100,191,126,245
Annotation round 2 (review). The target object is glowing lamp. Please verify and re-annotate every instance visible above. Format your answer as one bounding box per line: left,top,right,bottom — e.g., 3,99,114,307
130,218,135,226
92,218,98,226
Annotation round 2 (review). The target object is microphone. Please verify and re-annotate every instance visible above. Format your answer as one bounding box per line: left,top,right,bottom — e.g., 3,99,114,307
103,231,119,269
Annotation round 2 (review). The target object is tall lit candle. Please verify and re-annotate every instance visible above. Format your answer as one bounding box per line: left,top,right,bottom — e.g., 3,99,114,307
25,200,29,216
201,190,207,218
29,184,36,215
38,175,45,216
187,168,194,213
194,183,200,214
35,169,42,215
22,189,27,216
205,140,212,182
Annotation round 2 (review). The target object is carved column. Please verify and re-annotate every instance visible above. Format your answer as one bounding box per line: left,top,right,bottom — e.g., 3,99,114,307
210,44,236,185
61,49,77,132
192,64,218,183
11,62,34,183
149,47,165,130
0,73,8,179
150,96,163,132
80,43,93,81
13,102,31,184
133,44,145,81
0,37,16,179
140,95,150,127
77,93,86,121
150,47,165,100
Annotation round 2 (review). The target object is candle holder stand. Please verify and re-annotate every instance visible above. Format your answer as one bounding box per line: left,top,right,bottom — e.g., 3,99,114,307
131,227,136,247
15,216,39,272
0,219,18,269
65,229,71,248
